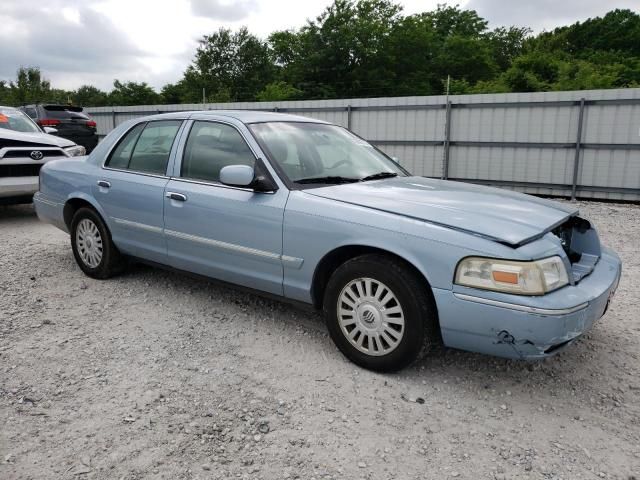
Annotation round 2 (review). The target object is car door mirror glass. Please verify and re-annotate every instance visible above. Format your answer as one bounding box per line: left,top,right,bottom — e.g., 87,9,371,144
220,165,255,187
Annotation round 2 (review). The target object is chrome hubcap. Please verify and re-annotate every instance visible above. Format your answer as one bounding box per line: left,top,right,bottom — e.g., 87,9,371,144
337,278,405,356
76,218,103,268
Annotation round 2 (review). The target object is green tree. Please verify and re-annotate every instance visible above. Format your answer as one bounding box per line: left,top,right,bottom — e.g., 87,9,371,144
73,85,109,107
0,80,13,105
383,14,440,95
486,26,531,71
181,27,273,102
562,9,640,57
269,0,402,98
108,80,161,106
3,4,639,106
256,81,302,101
160,82,188,104
10,67,52,104
421,4,488,38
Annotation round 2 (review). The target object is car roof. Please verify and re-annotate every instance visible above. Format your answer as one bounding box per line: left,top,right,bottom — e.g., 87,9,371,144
148,109,328,125
0,105,19,112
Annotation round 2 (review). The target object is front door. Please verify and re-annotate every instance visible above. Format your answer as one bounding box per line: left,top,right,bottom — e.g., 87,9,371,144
94,120,183,263
163,120,288,295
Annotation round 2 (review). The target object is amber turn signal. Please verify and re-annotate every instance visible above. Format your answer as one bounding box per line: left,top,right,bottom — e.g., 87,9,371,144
492,270,519,284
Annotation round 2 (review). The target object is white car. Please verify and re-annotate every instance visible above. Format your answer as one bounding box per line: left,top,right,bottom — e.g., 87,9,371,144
0,106,86,205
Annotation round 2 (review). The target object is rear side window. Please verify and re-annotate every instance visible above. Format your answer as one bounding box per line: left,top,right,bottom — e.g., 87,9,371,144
128,121,182,174
24,107,37,119
106,123,145,170
106,120,181,174
181,121,255,183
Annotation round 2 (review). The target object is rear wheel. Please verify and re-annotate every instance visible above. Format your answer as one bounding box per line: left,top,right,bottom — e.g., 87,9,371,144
323,254,438,372
70,207,125,279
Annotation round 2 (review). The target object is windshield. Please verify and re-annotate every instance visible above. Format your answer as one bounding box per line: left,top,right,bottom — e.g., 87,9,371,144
249,122,407,184
0,108,41,133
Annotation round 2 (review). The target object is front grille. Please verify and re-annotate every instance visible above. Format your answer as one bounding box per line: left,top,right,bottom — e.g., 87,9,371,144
2,149,64,159
0,164,43,177
551,216,601,283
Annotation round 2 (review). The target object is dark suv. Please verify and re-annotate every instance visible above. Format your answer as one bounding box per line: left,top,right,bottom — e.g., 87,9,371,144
20,104,99,153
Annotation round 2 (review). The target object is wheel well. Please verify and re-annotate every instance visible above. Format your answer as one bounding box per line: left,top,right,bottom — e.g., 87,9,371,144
63,198,94,230
311,245,434,310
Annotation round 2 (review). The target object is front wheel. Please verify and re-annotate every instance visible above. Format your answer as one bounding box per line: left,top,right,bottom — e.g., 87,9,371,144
323,254,439,372
70,207,125,279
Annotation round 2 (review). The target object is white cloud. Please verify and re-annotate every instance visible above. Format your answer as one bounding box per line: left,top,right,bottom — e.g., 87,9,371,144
190,0,258,21
466,0,638,32
0,0,148,90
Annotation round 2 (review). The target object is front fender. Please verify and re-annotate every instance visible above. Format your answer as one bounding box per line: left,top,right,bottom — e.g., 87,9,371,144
282,191,510,304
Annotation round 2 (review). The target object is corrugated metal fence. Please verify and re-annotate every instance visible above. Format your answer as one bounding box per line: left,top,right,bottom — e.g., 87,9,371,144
86,88,640,201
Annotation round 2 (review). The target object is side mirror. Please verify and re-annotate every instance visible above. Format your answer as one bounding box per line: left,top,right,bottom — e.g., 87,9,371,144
43,126,58,134
220,165,255,188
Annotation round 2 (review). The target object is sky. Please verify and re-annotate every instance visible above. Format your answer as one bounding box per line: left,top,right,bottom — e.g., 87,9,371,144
0,0,638,92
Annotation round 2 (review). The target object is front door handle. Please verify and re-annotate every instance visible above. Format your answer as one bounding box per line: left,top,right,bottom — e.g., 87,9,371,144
166,192,187,202
97,180,111,189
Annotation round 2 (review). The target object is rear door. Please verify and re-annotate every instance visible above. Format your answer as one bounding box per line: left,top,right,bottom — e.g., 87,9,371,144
93,120,184,263
163,119,288,295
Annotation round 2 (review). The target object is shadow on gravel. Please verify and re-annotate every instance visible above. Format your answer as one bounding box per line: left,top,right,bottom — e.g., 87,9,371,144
125,261,326,329
41,220,616,401
0,204,37,222
119,261,610,397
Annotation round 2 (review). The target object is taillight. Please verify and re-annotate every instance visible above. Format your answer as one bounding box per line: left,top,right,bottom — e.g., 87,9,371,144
37,119,61,126
86,120,96,128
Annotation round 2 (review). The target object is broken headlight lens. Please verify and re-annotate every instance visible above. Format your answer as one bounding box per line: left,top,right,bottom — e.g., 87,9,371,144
454,256,569,295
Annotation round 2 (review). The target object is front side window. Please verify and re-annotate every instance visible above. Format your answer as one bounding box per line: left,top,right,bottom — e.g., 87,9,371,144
181,121,255,183
248,122,406,185
106,120,181,175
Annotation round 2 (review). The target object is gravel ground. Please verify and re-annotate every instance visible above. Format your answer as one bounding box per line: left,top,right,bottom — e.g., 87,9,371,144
1,200,639,480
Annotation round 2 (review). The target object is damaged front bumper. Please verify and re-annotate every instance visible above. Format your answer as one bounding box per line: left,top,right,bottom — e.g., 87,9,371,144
433,247,622,360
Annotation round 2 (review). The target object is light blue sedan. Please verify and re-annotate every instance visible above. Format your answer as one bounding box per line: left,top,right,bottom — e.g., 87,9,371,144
34,111,622,371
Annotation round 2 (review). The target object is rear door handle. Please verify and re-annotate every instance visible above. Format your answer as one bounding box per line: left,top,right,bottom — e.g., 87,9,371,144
166,192,187,202
97,180,111,188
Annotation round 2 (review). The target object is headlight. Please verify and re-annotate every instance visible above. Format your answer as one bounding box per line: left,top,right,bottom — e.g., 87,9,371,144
454,256,569,295
64,145,86,157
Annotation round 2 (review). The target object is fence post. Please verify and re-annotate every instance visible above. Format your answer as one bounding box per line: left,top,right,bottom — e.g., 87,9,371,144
347,104,352,130
111,110,117,130
571,98,586,200
442,101,452,179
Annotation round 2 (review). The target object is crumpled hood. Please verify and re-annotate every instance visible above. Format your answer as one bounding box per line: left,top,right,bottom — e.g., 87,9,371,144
0,128,75,148
306,176,578,246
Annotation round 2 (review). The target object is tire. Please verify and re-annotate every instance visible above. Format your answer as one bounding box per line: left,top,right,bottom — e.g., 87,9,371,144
323,254,439,372
70,207,125,279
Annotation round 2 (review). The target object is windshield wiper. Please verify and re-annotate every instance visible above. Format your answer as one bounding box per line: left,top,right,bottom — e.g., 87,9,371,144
295,176,361,185
360,172,399,182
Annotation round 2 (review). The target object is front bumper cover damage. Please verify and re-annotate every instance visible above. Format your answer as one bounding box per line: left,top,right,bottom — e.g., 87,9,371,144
433,248,621,360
